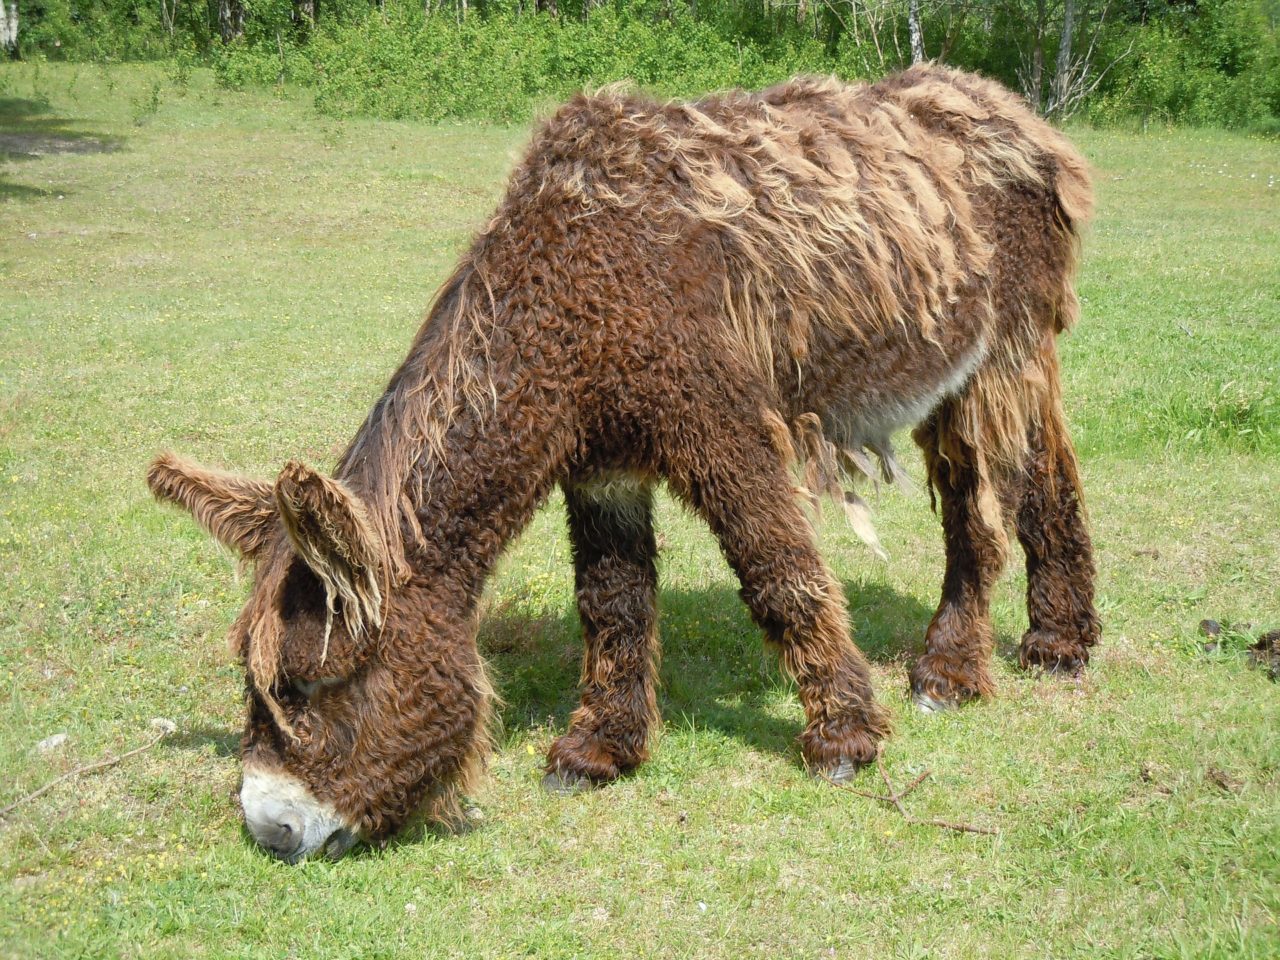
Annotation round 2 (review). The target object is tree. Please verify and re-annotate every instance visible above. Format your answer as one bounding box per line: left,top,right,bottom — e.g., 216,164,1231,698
217,0,245,43
909,0,926,62
1,0,17,58
1003,0,1129,117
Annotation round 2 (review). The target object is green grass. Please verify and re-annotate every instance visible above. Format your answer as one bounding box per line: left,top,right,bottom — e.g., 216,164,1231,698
1,63,1278,959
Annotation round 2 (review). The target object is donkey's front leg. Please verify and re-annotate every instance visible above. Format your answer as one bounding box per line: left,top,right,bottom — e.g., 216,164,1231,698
544,478,660,794
662,414,890,781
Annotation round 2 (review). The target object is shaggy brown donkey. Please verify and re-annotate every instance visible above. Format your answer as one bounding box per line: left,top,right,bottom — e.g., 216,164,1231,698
148,64,1100,860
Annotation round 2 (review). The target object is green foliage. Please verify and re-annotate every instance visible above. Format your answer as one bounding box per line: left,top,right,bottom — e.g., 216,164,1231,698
212,34,314,89
1093,0,1280,126
290,8,829,123
19,0,216,60
129,76,164,123
12,0,1280,126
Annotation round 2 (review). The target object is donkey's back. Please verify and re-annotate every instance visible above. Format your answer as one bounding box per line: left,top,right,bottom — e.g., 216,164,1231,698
507,66,1091,474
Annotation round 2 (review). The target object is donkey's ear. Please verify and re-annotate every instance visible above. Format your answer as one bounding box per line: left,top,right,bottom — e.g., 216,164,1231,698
274,461,385,634
147,451,277,558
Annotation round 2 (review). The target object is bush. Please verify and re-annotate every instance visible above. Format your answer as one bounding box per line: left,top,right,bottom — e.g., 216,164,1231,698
19,0,215,60
15,0,1280,129
293,9,831,124
1092,0,1280,127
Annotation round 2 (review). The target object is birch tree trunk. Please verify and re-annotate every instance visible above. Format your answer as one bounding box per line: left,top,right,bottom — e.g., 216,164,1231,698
908,0,926,64
1029,0,1046,111
1051,0,1077,114
160,0,177,38
1,1,18,58
217,0,245,43
293,0,317,26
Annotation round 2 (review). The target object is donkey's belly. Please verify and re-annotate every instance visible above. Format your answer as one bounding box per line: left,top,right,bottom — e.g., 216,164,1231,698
792,320,990,456
834,338,986,451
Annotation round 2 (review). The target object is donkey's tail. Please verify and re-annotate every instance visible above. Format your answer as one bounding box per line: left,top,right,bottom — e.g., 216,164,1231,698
1040,125,1093,335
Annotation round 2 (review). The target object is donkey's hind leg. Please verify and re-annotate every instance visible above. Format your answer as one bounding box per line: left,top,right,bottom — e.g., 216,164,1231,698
662,416,890,780
544,478,660,793
909,402,1008,711
1013,353,1101,673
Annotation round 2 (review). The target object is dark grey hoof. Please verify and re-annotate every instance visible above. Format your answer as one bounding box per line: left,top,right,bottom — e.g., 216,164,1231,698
541,768,593,796
813,757,865,784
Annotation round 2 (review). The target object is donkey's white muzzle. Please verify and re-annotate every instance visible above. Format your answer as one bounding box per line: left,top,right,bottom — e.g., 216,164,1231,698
239,765,358,862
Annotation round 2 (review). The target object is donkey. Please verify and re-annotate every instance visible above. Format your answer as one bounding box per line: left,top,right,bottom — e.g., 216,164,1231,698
148,64,1100,861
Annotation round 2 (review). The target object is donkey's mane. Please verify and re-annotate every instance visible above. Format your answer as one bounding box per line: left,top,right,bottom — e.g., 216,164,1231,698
335,259,499,579
333,64,1093,574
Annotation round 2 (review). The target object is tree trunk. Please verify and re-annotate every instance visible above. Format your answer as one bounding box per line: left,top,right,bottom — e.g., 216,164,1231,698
1029,0,1046,112
1052,0,1077,114
218,0,245,43
535,0,557,13
908,0,925,63
293,0,317,26
1,0,18,58
160,0,177,38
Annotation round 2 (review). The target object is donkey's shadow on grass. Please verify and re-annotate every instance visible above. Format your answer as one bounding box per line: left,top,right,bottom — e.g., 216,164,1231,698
169,579,981,857
484,580,939,759
377,581,946,854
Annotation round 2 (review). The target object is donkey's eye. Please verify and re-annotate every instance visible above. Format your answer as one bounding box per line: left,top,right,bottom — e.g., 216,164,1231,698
293,677,344,698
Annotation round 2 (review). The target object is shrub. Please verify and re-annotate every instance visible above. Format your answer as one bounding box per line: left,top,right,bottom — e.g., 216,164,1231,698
299,9,829,124
1093,0,1280,127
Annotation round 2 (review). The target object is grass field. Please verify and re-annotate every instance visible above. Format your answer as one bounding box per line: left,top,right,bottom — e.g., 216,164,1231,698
1,63,1277,959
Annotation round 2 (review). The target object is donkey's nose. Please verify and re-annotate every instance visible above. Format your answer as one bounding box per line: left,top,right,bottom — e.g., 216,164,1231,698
239,765,357,862
248,811,304,858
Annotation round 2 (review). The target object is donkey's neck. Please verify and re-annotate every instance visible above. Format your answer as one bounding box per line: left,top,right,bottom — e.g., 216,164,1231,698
339,268,575,613
404,408,570,605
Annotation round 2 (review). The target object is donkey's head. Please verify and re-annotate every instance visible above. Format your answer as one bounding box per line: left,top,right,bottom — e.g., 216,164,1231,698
147,452,490,862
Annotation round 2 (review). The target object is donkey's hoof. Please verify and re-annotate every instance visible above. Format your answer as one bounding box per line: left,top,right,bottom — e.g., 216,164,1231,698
813,757,866,784
912,690,960,714
541,768,594,796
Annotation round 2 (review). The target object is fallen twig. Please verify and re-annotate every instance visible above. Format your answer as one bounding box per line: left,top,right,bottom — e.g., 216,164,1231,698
835,766,931,805
823,758,999,837
0,719,176,820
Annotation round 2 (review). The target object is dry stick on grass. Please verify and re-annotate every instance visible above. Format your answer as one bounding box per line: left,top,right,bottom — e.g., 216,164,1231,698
823,758,999,837
0,719,176,821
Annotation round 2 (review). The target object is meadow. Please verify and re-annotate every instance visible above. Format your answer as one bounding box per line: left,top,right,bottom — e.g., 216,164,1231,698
1,63,1277,959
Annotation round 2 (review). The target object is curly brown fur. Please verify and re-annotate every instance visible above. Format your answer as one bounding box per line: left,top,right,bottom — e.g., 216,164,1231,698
148,65,1099,846
1012,350,1101,674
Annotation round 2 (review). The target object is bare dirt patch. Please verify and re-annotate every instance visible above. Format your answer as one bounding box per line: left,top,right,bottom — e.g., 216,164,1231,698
0,131,121,157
